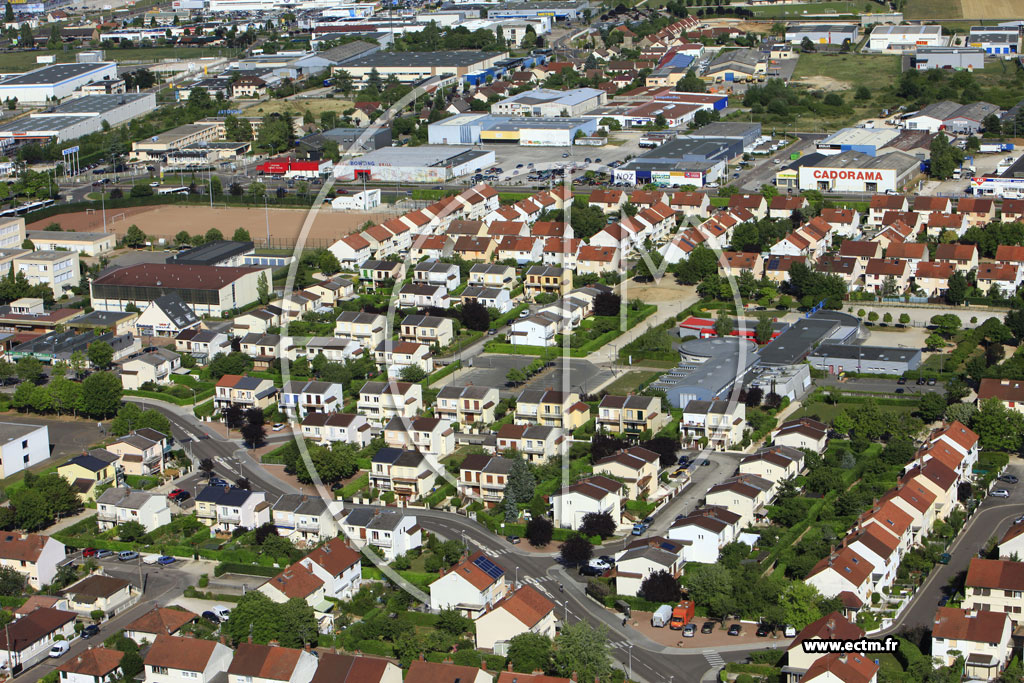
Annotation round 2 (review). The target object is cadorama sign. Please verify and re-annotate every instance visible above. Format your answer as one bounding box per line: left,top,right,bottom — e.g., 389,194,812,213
811,169,884,181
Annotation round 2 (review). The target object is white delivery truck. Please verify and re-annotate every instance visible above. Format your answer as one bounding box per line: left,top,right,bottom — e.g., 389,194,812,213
652,604,673,628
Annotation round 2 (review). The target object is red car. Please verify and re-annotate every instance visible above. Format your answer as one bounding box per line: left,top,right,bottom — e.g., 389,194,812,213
82,548,97,557
168,489,187,501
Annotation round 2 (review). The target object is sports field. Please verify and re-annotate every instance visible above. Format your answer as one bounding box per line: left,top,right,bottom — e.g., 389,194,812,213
27,204,396,249
751,1,886,17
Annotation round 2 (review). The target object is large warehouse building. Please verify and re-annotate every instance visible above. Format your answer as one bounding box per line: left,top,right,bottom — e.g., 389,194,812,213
868,24,947,52
0,62,119,104
807,344,922,375
784,24,859,45
338,51,506,84
487,1,589,21
815,127,900,156
427,114,597,146
0,93,156,146
795,150,920,193
912,46,986,71
612,136,737,187
90,264,272,317
491,88,607,117
335,146,495,182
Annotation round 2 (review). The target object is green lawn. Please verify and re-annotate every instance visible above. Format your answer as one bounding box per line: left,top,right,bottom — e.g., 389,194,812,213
903,0,962,20
791,53,902,88
789,400,918,423
602,370,661,395
751,1,885,17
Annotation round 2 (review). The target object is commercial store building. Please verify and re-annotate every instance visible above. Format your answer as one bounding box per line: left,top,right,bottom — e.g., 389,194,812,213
967,26,1019,56
912,47,986,71
427,114,597,146
807,343,922,375
335,146,495,183
612,136,737,187
296,127,392,157
487,1,589,21
796,150,921,194
0,62,118,104
868,25,947,52
130,123,219,162
339,51,506,84
256,157,332,178
784,23,859,45
902,100,1001,134
491,88,607,117
687,122,762,151
815,127,900,156
90,264,272,316
24,230,115,256
0,93,156,146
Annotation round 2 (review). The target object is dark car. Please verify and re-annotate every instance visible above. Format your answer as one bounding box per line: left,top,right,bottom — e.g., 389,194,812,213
728,624,741,636
81,624,100,639
701,622,715,634
579,565,604,576
897,377,906,385
201,611,221,624
157,556,176,566
756,624,770,637
938,553,951,564
917,377,926,385
208,477,228,488
598,555,616,567
927,377,937,386
506,536,521,544
896,388,905,394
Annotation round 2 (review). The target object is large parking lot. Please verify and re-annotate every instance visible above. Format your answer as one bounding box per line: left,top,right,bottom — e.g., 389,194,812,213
474,133,646,184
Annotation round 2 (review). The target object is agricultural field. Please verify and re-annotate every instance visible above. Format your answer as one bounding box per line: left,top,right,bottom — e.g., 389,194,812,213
751,0,886,18
906,0,1022,20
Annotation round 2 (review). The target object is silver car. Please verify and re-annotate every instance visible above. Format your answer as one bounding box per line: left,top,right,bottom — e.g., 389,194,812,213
682,624,696,637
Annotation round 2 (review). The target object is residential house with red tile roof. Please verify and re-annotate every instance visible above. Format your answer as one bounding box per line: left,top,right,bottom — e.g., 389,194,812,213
143,635,233,683
406,660,491,683
994,244,1024,269
864,258,909,293
933,242,978,273
661,229,708,265
912,195,952,216
428,551,508,618
958,196,995,227
0,533,64,590
576,245,621,275
838,240,881,268
923,211,969,238
718,251,764,279
1002,198,1024,223
768,194,808,219
541,237,582,268
804,546,875,603
310,654,401,683
593,446,661,500
868,194,908,226
589,188,627,214
976,262,1022,295
818,207,861,237
801,653,879,683
409,235,452,262
928,420,979,471
58,647,124,683
977,377,1024,413
669,191,710,219
785,613,865,678
475,585,556,649
226,643,318,683
912,261,955,297
932,607,1012,678
727,193,767,219
124,607,198,644
963,558,1024,625
816,255,863,288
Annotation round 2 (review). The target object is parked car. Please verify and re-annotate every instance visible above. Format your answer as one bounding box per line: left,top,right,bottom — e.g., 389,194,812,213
81,624,100,639
168,488,187,501
756,623,770,637
598,555,615,567
506,535,521,544
728,624,742,636
701,622,715,634
927,377,937,385
682,624,696,637
201,610,221,624
938,553,951,564
49,642,70,657
783,625,796,637
589,558,611,570
1000,475,1019,484
208,477,228,488
917,377,926,385
991,489,1011,498
579,564,604,576
118,551,140,562
83,548,97,557
171,490,190,502
210,605,230,620
897,377,906,385
272,423,285,432
95,549,112,559
156,555,177,565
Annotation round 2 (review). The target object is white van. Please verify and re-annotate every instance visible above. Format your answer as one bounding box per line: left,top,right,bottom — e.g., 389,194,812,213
651,604,672,628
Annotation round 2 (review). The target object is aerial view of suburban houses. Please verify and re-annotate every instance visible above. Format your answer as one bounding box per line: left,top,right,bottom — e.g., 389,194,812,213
0,1,1023,682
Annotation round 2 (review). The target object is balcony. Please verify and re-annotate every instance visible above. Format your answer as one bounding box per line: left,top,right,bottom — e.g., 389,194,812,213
369,537,392,548
97,510,118,522
218,512,241,524
297,519,322,532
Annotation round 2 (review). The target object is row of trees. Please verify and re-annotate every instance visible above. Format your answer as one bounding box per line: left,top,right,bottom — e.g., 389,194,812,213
11,371,124,420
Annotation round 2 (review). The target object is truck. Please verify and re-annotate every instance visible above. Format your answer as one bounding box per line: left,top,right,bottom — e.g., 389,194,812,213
668,601,695,630
652,604,672,628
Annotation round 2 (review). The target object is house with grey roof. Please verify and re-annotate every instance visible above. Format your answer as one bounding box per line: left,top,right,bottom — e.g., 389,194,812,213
613,537,685,597
96,487,171,533
340,508,421,561
134,293,201,338
119,348,181,391
280,380,344,420
271,494,341,545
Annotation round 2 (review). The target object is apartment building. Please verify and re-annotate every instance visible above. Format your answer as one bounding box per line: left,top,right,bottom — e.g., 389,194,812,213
15,250,80,297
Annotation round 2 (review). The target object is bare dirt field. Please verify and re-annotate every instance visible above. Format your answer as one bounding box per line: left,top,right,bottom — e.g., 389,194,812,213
960,0,1019,19
29,205,397,249
792,75,848,91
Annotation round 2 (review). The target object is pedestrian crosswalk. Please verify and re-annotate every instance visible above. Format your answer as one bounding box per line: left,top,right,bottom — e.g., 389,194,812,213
702,649,724,667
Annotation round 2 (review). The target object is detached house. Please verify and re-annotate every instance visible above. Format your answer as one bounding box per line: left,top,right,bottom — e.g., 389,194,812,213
96,488,170,533
0,533,64,590
494,424,566,465
958,196,995,227
680,399,746,451
727,193,767,219
805,546,874,604
523,266,572,300
143,635,233,683
593,446,661,500
399,315,455,348
868,194,908,226
614,537,685,597
397,283,449,309
357,381,423,424
704,474,772,528
475,585,556,650
301,413,372,448
435,385,498,433
772,417,828,451
864,258,909,294
429,551,507,619
784,613,866,683
457,453,516,507
373,340,434,378
334,311,386,349
271,494,340,545
596,394,668,436
913,261,956,297
551,475,623,530
963,558,1024,625
668,506,741,564
369,448,436,502
214,375,278,413
194,485,269,532
412,261,460,291
226,643,318,683
341,508,421,562
383,416,455,463
515,388,589,430
280,380,344,420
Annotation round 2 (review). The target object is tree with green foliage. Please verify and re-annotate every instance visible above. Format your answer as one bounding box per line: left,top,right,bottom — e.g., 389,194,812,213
929,133,963,180
257,272,270,305
779,582,825,630
0,565,26,596
639,569,681,603
117,520,149,543
123,224,147,249
551,622,612,683
918,392,948,423
973,398,1024,453
558,533,593,566
507,632,553,674
81,371,123,418
525,516,553,547
232,228,251,242
15,356,42,383
754,314,773,345
87,341,114,369
946,271,968,305
931,314,961,337
714,308,734,338
222,591,317,647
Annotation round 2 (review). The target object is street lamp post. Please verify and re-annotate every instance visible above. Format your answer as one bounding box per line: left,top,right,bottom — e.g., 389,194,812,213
264,195,270,248
627,644,633,682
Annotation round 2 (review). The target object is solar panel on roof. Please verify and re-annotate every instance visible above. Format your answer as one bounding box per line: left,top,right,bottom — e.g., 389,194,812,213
472,555,504,579
659,542,675,551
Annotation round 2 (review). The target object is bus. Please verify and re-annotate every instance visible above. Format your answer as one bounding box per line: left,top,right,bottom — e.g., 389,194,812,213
157,186,189,196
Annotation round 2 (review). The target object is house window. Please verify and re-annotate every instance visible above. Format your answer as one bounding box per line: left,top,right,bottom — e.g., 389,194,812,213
151,667,169,675
21,440,27,448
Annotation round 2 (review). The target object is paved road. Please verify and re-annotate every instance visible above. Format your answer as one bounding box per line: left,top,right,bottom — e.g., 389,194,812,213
815,377,945,395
